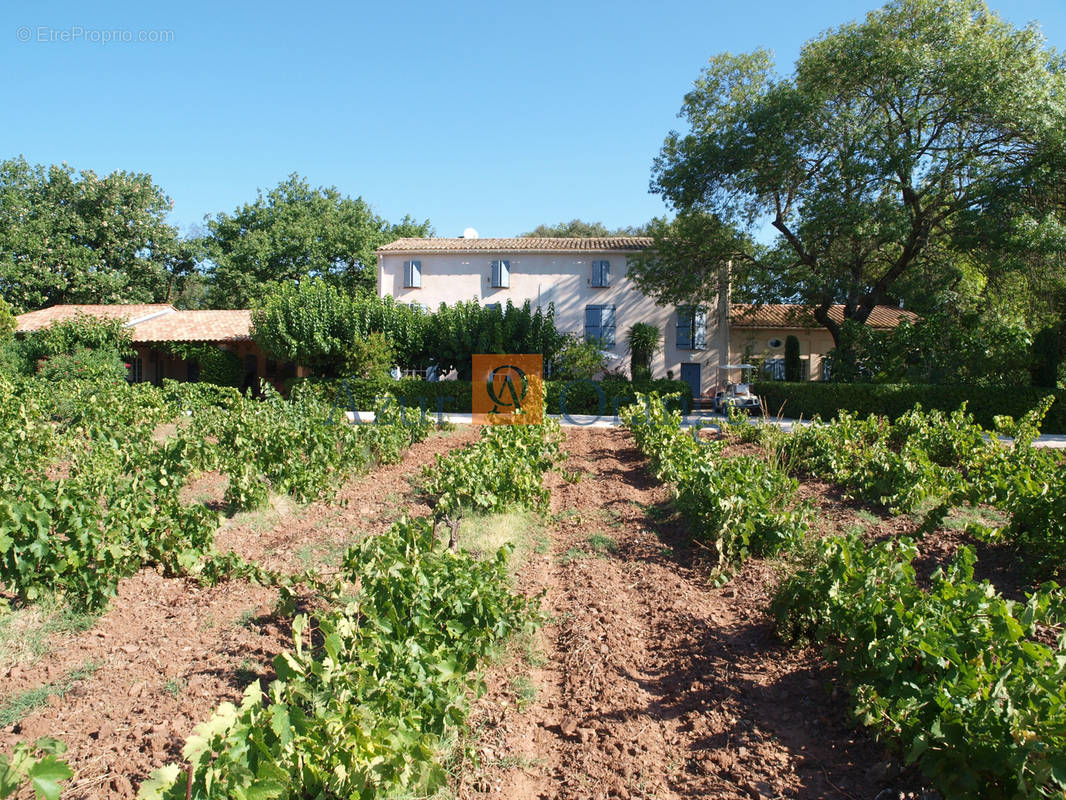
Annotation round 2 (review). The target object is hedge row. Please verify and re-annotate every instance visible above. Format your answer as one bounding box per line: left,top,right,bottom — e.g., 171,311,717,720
289,376,693,418
750,382,1066,434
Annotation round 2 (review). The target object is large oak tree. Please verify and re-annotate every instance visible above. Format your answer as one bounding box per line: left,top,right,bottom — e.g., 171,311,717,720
204,174,431,307
0,157,193,312
632,0,1066,348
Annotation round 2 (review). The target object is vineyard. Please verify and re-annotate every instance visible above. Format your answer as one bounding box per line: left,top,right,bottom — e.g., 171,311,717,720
623,394,1066,799
1,377,1064,800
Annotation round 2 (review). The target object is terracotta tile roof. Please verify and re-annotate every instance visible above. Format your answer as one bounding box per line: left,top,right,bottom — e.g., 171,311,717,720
130,310,253,343
731,304,918,330
15,304,175,332
377,237,654,254
15,304,253,342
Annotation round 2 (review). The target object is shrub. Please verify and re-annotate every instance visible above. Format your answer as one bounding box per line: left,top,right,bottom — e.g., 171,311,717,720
751,382,1066,433
160,343,241,387
784,335,801,382
292,376,695,419
626,323,660,382
550,334,607,380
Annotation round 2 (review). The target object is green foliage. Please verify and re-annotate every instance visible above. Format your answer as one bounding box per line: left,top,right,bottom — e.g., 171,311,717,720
626,323,660,382
1030,325,1062,388
424,300,562,380
621,393,808,572
827,313,1034,385
0,379,216,610
519,219,648,237
252,280,425,377
0,297,15,339
29,315,132,359
35,347,128,384
751,381,1066,434
772,535,1066,799
550,334,608,381
0,157,193,312
0,373,429,612
204,173,432,305
0,738,72,800
189,382,429,511
159,342,241,387
141,515,532,800
423,421,563,523
784,335,801,382
345,331,394,381
637,0,1066,347
295,376,695,418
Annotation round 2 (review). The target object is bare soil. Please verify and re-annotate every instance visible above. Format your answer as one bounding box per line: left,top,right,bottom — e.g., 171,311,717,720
462,427,934,800
0,427,477,799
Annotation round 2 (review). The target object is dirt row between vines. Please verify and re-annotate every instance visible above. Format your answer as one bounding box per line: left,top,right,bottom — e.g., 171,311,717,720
462,426,932,800
0,426,478,799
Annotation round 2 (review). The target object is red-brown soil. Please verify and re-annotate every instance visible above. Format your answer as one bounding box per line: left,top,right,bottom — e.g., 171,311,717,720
0,427,477,799
462,427,932,800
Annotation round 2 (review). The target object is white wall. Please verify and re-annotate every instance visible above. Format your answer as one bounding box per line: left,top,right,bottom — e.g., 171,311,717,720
379,249,726,394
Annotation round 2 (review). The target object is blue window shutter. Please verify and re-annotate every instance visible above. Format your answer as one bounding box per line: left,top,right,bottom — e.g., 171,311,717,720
676,307,692,349
408,260,421,288
584,305,600,341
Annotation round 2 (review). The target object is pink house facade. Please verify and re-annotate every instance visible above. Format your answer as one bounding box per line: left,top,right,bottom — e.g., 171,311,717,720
376,236,915,396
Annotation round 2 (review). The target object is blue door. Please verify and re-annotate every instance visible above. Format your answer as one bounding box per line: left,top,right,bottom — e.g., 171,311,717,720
680,363,701,401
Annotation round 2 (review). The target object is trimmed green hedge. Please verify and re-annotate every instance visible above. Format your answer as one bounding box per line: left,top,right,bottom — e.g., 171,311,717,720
751,382,1066,434
289,377,693,419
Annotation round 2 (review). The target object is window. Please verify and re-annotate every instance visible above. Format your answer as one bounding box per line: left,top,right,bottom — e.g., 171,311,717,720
403,260,421,289
762,358,785,381
483,302,501,312
768,337,783,349
591,259,610,288
128,357,143,383
407,302,428,313
676,306,707,350
584,304,616,346
490,260,509,288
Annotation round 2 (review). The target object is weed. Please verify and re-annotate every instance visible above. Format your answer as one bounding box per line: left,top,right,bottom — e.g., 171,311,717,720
164,677,186,697
510,675,538,711
558,548,588,565
587,533,617,554
0,661,100,726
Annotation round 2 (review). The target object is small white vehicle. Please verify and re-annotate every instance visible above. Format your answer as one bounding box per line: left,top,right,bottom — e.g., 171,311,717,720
712,364,762,414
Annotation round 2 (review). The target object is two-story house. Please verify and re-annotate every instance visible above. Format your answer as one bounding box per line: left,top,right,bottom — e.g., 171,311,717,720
376,235,915,396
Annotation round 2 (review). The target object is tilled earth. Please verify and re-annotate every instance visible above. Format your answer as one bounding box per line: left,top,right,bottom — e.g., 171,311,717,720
463,427,929,800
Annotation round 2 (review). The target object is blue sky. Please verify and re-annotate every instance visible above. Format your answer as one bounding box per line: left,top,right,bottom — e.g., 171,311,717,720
3,0,1064,239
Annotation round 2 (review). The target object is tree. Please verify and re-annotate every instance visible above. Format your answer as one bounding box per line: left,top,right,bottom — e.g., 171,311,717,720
205,174,431,307
251,280,426,377
784,335,802,382
423,301,562,380
633,0,1066,349
0,157,191,312
520,219,650,238
626,323,661,382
